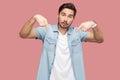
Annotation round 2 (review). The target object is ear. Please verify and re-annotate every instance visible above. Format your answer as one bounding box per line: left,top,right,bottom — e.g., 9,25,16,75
57,13,59,18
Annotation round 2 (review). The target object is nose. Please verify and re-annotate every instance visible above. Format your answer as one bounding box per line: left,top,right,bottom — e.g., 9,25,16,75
64,16,68,21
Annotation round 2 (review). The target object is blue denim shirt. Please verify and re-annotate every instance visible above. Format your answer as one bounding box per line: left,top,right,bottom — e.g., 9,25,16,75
35,24,89,80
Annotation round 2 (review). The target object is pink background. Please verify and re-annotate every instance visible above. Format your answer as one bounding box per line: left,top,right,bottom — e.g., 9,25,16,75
0,0,120,80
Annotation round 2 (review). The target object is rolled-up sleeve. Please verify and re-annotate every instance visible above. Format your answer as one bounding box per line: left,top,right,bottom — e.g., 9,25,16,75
34,27,46,40
79,30,90,42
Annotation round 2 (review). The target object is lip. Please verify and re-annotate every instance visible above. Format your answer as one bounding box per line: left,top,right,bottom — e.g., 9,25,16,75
62,22,68,25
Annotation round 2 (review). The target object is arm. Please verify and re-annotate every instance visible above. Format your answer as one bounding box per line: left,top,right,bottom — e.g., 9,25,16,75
19,17,37,39
77,21,104,43
85,26,104,43
19,14,48,39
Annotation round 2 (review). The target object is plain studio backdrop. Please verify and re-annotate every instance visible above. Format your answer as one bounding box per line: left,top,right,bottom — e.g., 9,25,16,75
0,0,120,80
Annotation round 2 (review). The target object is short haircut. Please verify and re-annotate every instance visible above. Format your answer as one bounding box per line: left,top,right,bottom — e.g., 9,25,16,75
58,3,77,17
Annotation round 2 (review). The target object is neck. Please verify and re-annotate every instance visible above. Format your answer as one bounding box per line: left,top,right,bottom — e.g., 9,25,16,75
58,25,68,35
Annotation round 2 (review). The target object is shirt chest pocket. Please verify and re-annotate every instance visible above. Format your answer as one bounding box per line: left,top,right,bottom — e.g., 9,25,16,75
71,38,82,54
44,37,56,51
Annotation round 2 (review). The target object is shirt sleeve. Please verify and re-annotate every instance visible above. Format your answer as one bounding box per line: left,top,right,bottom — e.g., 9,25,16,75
79,30,90,42
34,26,47,40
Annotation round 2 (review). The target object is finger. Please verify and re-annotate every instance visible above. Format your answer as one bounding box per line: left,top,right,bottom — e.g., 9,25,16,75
81,26,88,32
35,18,41,26
45,23,48,30
76,25,83,32
44,19,48,30
37,21,41,26
83,27,88,31
81,27,86,31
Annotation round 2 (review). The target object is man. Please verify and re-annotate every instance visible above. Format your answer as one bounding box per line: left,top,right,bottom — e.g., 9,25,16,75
19,3,103,80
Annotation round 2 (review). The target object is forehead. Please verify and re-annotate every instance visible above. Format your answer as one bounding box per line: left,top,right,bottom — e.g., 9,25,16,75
60,8,74,15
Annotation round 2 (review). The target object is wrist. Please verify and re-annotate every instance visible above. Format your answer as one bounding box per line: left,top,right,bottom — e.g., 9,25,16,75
29,17,36,23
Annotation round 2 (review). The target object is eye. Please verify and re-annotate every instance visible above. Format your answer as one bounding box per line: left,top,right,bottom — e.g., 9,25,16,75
68,15,73,18
61,12,66,16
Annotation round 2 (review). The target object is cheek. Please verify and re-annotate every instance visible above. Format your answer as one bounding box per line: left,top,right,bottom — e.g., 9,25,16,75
59,16,64,22
68,19,73,23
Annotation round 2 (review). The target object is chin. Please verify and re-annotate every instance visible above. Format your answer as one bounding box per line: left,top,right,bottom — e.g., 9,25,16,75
58,23,69,29
61,25,69,29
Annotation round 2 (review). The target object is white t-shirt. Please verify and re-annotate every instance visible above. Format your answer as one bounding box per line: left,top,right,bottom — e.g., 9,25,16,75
50,32,75,80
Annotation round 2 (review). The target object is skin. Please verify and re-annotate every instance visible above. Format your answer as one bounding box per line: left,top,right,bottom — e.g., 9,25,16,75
19,8,104,43
57,8,74,35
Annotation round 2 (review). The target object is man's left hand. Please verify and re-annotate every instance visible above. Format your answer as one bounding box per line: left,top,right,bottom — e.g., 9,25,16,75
76,21,97,31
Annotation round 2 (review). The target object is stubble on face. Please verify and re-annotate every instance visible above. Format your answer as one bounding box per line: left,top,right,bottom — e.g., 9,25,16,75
58,18,71,29
58,8,74,30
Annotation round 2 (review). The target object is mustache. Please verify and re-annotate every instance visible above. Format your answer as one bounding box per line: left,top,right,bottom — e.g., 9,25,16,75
62,21,68,25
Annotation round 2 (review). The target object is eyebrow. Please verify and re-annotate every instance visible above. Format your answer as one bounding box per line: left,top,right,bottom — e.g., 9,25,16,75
69,14,74,16
61,12,74,16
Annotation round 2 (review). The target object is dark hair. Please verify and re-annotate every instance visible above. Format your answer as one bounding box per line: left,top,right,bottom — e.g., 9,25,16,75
58,3,77,17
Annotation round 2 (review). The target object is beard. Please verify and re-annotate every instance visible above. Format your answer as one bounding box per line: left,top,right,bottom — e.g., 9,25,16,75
58,20,72,29
58,22,69,29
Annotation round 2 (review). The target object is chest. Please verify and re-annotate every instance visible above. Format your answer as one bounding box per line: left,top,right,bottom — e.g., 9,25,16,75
44,31,82,55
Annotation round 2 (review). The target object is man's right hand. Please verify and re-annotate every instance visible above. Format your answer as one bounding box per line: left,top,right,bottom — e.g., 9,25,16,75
34,14,48,28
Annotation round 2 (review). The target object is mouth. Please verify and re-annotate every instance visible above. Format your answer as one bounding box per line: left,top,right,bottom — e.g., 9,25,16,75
62,22,68,26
